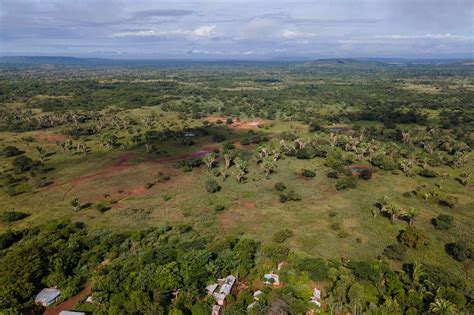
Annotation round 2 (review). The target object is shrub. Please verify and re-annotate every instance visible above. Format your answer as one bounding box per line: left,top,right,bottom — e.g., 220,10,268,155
0,211,29,223
383,243,407,260
226,118,233,124
2,146,24,157
293,256,329,281
272,229,295,243
279,194,288,203
398,226,428,248
205,179,221,193
445,241,472,262
214,204,225,212
212,134,226,142
286,190,302,201
12,156,34,173
419,168,438,178
358,169,372,180
296,147,316,159
337,231,349,238
335,177,357,190
301,169,316,178
438,195,458,208
327,171,339,179
432,214,454,230
0,230,23,250
95,202,110,213
371,154,398,171
274,182,286,192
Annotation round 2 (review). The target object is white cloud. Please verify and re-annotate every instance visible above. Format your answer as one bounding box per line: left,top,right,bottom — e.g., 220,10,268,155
112,25,216,40
281,30,315,40
376,33,471,41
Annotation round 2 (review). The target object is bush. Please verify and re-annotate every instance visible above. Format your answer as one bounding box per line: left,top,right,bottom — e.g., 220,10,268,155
274,182,286,192
212,134,226,142
358,169,372,180
327,171,339,179
272,229,295,243
398,226,428,248
432,214,454,230
205,179,221,193
0,231,23,250
296,147,317,159
12,156,34,173
419,168,438,178
0,211,30,223
383,243,407,260
330,223,340,231
438,195,458,208
279,194,288,203
335,177,357,190
301,169,316,178
2,146,24,157
371,154,398,171
445,241,472,262
287,190,302,201
214,204,225,212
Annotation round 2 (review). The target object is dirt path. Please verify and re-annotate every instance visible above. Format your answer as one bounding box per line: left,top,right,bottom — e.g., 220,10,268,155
44,284,91,315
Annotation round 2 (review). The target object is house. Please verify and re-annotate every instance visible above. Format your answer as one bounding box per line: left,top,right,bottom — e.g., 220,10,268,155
263,273,280,285
309,288,322,307
34,288,60,307
207,275,236,306
212,304,222,315
59,311,86,315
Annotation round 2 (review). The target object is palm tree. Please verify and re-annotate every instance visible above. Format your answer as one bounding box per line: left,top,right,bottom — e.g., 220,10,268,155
223,152,234,169
410,262,425,288
429,298,456,315
406,207,417,226
234,157,248,183
204,153,217,170
261,156,276,177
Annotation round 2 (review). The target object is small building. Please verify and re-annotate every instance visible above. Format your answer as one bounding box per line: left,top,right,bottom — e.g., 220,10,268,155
35,288,60,307
59,311,86,315
248,290,264,309
212,304,222,315
309,288,322,307
208,275,236,306
263,273,280,286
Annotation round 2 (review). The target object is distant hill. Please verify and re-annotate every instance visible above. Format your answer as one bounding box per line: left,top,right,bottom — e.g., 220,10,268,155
311,58,360,65
0,56,115,65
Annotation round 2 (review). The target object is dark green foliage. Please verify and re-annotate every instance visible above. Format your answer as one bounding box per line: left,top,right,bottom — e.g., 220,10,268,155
370,154,398,171
0,230,23,250
335,177,357,190
279,190,302,203
11,156,34,173
2,146,24,157
347,261,380,282
398,226,428,248
327,171,339,179
301,169,316,178
272,229,294,243
437,195,458,208
0,211,29,223
274,182,286,191
432,214,454,230
445,241,472,262
293,256,329,281
383,243,407,260
419,168,438,178
358,168,372,180
296,147,316,159
205,179,221,193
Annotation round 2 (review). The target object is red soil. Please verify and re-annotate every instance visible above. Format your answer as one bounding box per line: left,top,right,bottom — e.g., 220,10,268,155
242,200,255,209
45,147,216,199
218,213,233,232
44,284,91,315
228,120,266,130
37,134,67,142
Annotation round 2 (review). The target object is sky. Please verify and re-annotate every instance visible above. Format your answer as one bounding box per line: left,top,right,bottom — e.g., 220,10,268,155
0,0,473,59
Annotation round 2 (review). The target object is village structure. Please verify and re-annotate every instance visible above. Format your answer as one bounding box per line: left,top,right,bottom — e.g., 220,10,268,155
206,275,237,306
34,288,60,307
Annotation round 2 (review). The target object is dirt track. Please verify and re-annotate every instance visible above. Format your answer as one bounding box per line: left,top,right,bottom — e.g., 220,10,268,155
44,284,91,315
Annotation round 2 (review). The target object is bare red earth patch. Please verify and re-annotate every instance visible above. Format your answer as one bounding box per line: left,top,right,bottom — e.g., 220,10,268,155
37,134,67,142
44,284,91,315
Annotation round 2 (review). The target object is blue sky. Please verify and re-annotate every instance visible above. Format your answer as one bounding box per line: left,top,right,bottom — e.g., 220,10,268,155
0,0,472,59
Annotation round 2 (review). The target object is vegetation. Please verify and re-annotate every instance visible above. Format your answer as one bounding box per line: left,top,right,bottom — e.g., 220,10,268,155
0,60,472,313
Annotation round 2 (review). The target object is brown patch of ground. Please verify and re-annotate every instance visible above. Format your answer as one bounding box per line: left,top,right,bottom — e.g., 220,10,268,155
44,284,91,315
242,200,255,209
228,120,267,130
218,212,234,232
45,147,216,199
37,133,67,142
